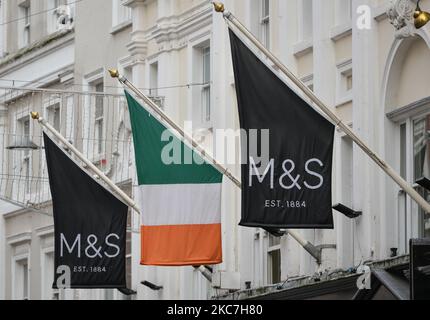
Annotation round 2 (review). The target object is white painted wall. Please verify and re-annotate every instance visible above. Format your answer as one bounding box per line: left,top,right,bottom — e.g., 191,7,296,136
1,0,428,300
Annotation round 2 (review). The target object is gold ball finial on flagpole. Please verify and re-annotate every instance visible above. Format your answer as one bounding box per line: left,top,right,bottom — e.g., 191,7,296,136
108,69,120,78
212,2,225,13
30,112,40,120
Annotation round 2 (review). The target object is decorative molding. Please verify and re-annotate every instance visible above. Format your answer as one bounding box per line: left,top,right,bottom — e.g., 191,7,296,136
300,73,314,84
83,67,104,84
336,58,353,70
335,58,353,107
292,39,313,57
126,38,148,59
386,96,430,122
118,55,134,70
330,24,352,42
7,232,32,246
152,3,212,44
122,0,148,8
35,225,54,238
0,31,74,77
110,20,132,35
374,3,391,21
386,0,418,39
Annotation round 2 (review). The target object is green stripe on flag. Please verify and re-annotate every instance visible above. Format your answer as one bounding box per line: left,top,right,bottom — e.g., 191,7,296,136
125,91,223,185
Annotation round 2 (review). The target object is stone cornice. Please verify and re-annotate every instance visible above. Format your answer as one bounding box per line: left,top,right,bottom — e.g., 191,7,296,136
126,1,211,61
0,29,75,76
7,232,32,246
152,4,212,45
123,0,150,8
386,96,430,121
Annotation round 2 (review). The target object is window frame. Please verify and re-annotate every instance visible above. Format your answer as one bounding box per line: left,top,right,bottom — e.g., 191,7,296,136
15,115,32,195
83,69,106,160
298,0,313,42
392,105,430,251
267,234,281,285
201,45,211,125
336,59,353,107
112,0,132,29
94,82,105,156
44,96,62,133
18,1,31,48
40,247,59,300
409,114,430,238
259,0,270,48
11,254,30,300
335,0,352,27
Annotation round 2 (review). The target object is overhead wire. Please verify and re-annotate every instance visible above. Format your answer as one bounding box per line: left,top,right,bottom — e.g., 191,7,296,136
0,78,212,92
0,0,84,26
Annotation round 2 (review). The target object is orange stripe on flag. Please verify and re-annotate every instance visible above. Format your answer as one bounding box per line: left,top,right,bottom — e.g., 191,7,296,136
140,224,223,266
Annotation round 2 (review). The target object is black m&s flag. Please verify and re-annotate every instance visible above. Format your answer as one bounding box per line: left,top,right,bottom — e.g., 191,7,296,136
229,30,335,229
44,133,128,289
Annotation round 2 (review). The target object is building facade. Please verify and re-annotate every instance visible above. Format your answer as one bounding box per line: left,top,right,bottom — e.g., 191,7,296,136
0,0,429,300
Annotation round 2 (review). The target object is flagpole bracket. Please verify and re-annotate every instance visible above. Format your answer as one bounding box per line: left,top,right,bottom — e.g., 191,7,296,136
303,243,322,265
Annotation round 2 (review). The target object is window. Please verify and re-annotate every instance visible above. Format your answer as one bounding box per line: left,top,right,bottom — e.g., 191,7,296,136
16,116,31,194
400,123,407,179
336,59,353,106
299,0,313,42
0,0,5,57
412,116,430,238
192,42,212,127
94,82,105,155
149,62,158,97
341,137,354,205
48,0,72,33
398,114,430,240
260,0,270,48
13,258,29,300
47,0,60,33
112,0,131,27
22,261,28,299
202,46,211,124
301,74,314,92
42,251,58,300
47,103,61,132
18,1,30,48
23,119,30,193
267,235,281,284
126,210,132,291
148,62,164,110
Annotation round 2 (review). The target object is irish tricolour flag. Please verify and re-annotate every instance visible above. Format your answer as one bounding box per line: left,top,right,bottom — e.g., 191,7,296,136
125,91,223,266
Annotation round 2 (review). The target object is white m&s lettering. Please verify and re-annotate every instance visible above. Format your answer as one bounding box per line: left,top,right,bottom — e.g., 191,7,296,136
249,157,325,190
60,233,121,259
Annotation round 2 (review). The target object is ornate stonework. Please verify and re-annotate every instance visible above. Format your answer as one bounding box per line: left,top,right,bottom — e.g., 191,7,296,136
387,0,417,38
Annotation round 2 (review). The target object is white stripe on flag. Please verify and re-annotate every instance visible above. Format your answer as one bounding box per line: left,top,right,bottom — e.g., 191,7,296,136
139,183,222,226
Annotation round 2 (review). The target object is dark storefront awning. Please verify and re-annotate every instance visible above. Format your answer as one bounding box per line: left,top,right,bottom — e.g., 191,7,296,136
353,269,410,300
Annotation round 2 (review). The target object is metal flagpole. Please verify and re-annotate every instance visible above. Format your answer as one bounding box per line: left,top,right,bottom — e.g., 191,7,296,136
30,111,141,214
212,2,430,214
109,70,323,264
